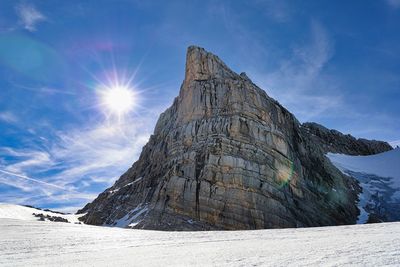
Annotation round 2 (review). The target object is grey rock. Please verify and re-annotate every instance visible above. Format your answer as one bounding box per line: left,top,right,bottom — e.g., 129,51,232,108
302,122,392,155
32,213,69,223
79,46,364,230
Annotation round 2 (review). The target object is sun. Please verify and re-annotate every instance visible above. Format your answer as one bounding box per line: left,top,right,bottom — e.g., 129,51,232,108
100,85,136,116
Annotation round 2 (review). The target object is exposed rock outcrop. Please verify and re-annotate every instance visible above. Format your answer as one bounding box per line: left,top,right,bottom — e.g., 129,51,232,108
33,213,69,223
302,122,392,156
79,46,365,230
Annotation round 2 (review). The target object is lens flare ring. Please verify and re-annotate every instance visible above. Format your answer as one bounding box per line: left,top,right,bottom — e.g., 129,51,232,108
276,158,296,188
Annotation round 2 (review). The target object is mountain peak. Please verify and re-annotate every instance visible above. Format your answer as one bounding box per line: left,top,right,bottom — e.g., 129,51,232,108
81,47,391,231
184,46,236,84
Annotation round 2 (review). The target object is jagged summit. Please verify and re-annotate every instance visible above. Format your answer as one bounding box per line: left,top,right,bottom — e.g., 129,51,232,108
79,46,391,230
184,46,236,84
184,46,254,84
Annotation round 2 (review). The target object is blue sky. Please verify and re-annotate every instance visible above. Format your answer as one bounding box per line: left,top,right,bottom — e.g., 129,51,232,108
0,0,399,212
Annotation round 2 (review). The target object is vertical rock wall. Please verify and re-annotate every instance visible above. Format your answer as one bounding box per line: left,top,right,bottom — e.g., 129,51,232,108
79,46,360,230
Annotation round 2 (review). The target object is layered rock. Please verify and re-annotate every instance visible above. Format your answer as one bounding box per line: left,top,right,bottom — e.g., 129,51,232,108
302,122,392,156
79,46,362,230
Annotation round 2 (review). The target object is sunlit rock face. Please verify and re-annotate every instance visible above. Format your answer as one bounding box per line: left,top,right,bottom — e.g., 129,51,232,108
78,46,385,230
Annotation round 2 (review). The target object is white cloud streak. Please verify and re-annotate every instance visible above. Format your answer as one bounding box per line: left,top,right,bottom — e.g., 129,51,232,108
251,20,340,122
50,119,152,187
0,112,18,124
255,0,292,23
9,81,76,96
390,140,400,148
206,2,270,65
0,113,157,212
0,169,66,191
247,21,399,142
15,2,46,32
386,0,400,9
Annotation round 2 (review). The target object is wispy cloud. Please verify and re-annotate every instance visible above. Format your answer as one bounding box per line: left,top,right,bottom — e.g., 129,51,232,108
15,2,46,32
251,20,340,122
9,82,76,96
0,112,18,124
0,113,157,212
0,169,66,191
390,140,400,148
205,4,342,123
49,119,152,187
386,0,400,9
206,2,270,66
248,20,400,143
255,0,292,23
1,148,53,172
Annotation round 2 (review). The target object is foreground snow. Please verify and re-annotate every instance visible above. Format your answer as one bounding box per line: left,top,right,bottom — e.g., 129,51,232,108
328,148,400,223
1,217,399,267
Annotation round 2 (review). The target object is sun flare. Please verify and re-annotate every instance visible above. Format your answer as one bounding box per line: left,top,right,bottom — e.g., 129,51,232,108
100,85,136,116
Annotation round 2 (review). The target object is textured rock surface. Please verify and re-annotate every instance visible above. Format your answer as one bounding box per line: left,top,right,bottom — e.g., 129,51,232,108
79,46,363,230
302,122,392,156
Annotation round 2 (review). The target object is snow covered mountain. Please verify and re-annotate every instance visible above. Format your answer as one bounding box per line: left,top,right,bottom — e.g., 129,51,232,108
0,203,84,224
328,148,400,223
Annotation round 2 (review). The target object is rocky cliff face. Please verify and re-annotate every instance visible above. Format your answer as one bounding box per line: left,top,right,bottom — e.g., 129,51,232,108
79,46,363,230
302,122,392,156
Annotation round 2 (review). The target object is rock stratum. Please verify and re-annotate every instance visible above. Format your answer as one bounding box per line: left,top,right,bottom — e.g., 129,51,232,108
79,46,392,230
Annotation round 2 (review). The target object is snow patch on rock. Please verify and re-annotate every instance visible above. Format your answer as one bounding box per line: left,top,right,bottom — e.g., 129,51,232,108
109,204,149,228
